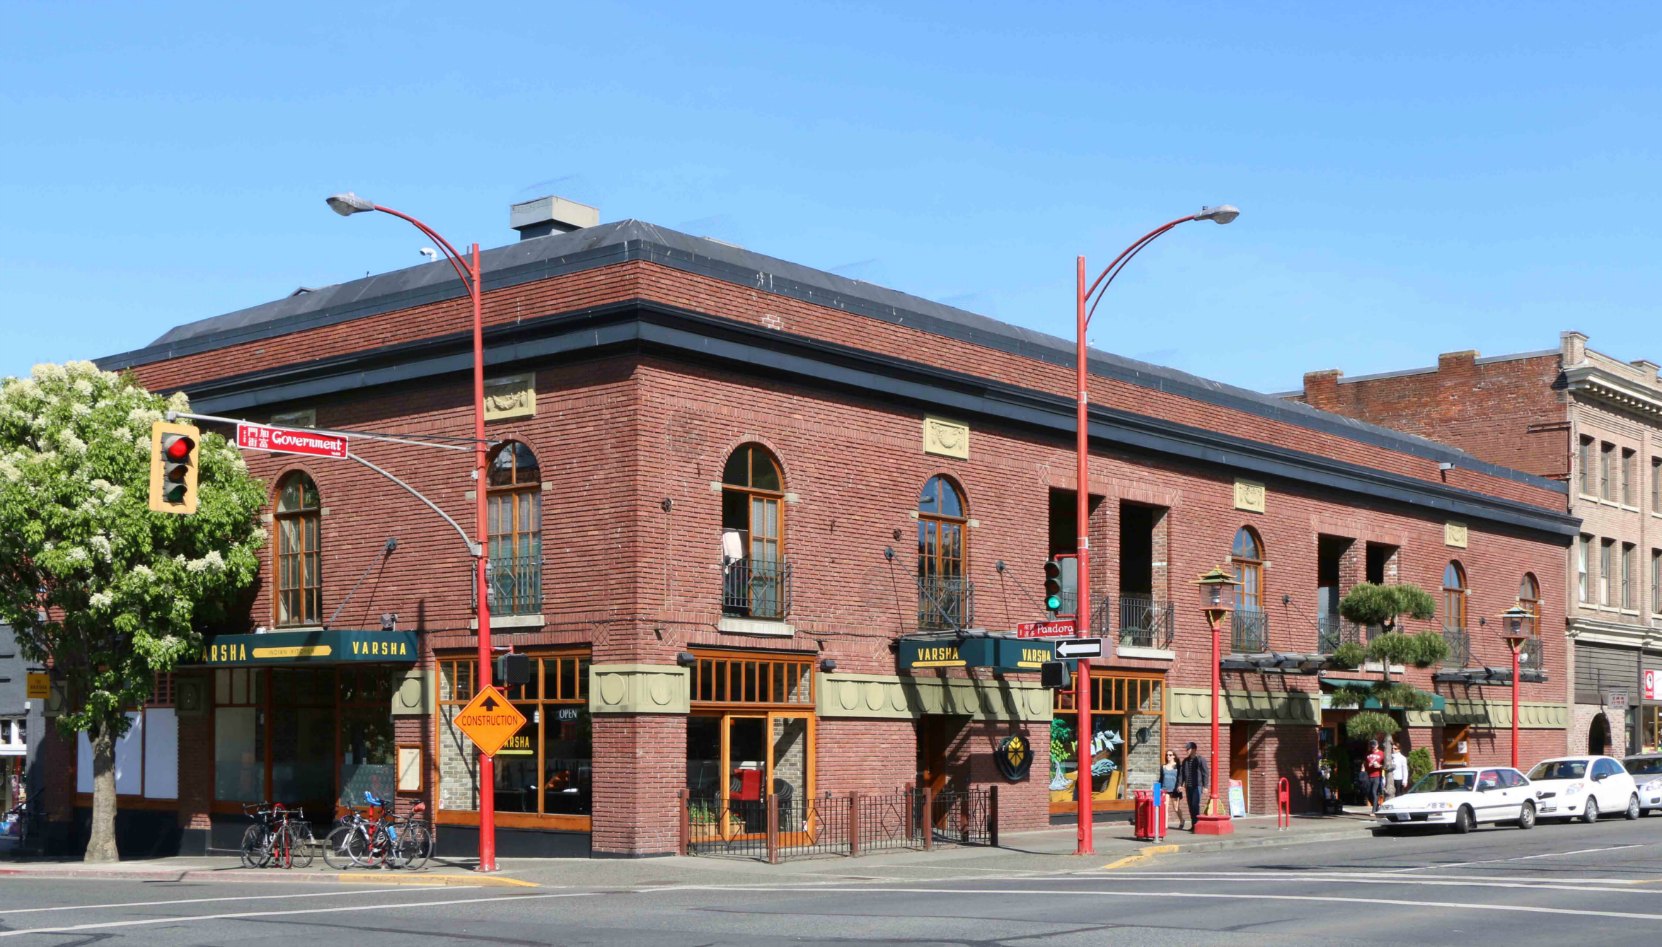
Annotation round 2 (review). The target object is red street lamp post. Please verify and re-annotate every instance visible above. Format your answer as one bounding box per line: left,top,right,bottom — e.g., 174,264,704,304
326,192,498,872
1499,603,1533,769
1071,205,1238,855
1195,567,1239,835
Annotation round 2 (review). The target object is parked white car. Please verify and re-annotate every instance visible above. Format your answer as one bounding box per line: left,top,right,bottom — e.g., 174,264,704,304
1620,753,1662,815
1526,755,1640,822
1374,766,1535,834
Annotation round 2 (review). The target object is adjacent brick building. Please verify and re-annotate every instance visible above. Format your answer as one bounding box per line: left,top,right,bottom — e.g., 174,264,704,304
48,198,1575,856
1295,332,1662,760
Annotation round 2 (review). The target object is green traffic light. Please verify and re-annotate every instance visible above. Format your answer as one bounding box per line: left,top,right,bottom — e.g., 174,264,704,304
1045,594,1062,611
161,482,188,503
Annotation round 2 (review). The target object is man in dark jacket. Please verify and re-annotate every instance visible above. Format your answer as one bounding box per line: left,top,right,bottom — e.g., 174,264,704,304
1179,741,1209,830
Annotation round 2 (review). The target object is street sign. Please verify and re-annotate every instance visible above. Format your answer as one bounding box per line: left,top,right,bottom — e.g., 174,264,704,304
25,672,48,700
1054,638,1104,659
1605,691,1629,711
236,422,349,459
1016,619,1079,639
452,685,527,757
1645,669,1658,702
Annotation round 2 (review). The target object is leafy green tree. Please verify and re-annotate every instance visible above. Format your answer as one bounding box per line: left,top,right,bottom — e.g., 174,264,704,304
0,363,265,861
1330,583,1443,796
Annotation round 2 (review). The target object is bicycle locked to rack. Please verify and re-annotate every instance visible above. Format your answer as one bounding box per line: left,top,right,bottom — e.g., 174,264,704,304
322,791,432,870
239,802,315,869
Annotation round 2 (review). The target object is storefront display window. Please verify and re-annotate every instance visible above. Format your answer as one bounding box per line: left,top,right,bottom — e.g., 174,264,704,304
1642,706,1660,753
685,650,814,828
436,651,591,828
1050,672,1163,812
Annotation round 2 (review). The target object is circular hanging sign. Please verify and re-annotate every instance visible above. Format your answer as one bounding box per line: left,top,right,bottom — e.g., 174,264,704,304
994,733,1034,781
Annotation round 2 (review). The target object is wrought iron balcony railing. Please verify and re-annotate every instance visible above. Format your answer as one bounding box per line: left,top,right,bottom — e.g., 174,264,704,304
917,576,975,632
722,556,793,621
1441,626,1472,667
1316,614,1363,654
1517,636,1544,674
1231,608,1269,653
489,551,543,616
1118,595,1174,649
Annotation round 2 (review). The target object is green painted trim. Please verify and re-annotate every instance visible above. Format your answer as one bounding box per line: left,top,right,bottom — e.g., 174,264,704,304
817,672,1053,722
1435,699,1568,729
1170,688,1322,726
588,664,690,715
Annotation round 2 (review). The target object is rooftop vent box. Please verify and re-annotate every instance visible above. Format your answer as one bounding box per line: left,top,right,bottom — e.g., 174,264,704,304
510,196,599,240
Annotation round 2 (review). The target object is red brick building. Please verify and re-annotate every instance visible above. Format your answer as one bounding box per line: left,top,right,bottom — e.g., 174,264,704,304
55,199,1575,857
1294,332,1662,761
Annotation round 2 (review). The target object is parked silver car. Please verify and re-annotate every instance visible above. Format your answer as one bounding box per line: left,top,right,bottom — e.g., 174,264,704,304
1623,753,1662,815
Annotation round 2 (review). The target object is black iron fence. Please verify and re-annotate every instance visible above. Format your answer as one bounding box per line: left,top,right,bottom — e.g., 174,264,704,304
1441,626,1472,667
679,786,998,862
1316,614,1363,653
1118,595,1174,649
1231,609,1269,653
917,577,975,631
722,556,792,620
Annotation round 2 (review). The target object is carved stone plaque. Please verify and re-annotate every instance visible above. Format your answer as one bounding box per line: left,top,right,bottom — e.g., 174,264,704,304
1444,521,1469,548
923,417,969,459
484,373,536,421
1233,478,1266,514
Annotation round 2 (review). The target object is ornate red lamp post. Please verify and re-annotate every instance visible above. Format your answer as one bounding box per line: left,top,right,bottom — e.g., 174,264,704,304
1499,603,1533,769
1194,566,1238,835
326,192,498,871
1070,205,1238,855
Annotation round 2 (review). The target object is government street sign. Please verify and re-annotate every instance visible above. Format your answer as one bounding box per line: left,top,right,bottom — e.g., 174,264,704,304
1054,638,1104,659
237,422,349,459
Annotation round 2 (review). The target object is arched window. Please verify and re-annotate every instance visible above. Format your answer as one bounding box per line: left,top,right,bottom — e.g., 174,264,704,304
1518,573,1540,636
917,476,969,630
275,472,321,627
1443,562,1467,630
1230,527,1267,650
488,441,542,616
722,444,787,619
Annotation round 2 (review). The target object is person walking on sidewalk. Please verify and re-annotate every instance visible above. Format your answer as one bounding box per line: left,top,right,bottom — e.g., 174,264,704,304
1390,745,1409,799
1161,750,1183,830
1362,740,1386,813
1179,741,1209,830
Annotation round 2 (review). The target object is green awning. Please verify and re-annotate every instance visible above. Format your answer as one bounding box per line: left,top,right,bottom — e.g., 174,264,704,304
199,629,418,667
1321,678,1446,712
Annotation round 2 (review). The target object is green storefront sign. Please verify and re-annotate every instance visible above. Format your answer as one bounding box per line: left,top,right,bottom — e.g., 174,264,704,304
898,636,1052,673
199,629,419,666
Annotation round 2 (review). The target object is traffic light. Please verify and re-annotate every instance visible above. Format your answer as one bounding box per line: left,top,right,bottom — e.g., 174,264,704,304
148,421,200,514
496,652,531,687
1040,660,1072,689
1044,554,1078,615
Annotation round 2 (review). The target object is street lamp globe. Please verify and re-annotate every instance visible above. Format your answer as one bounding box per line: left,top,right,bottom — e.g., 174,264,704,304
1196,204,1240,225
326,192,376,216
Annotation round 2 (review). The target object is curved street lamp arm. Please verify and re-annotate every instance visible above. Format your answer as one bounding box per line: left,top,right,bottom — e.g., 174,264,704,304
370,205,477,292
1080,214,1197,327
1086,226,1172,323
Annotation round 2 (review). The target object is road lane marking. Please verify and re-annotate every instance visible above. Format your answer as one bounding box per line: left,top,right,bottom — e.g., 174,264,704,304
1059,870,1650,886
0,886,442,915
689,885,1662,922
0,891,592,938
1388,843,1645,871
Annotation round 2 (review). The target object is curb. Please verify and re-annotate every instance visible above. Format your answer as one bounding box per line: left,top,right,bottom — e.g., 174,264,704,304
0,866,537,888
1098,826,1372,867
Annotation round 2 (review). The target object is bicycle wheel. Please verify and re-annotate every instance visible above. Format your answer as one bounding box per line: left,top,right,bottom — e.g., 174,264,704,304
393,822,431,870
239,824,272,869
372,825,404,869
322,824,367,870
277,822,315,869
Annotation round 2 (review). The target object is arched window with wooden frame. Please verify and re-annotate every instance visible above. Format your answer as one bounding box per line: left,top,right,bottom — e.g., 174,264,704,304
274,472,321,627
488,441,542,616
1442,561,1470,666
917,475,970,630
721,444,788,620
1230,527,1267,651
1517,573,1542,673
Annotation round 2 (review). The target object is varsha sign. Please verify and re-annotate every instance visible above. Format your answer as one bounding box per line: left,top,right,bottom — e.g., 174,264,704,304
237,422,349,459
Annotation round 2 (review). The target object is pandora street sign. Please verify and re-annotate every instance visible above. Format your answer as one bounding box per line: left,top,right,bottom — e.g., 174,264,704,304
237,422,349,459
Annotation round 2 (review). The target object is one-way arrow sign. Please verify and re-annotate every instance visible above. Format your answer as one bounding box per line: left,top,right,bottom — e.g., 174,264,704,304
1054,638,1104,659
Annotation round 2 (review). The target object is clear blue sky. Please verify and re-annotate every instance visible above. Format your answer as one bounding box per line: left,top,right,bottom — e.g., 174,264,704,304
4,2,1658,393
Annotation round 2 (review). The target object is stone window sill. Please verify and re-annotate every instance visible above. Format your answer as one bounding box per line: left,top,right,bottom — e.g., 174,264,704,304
1116,645,1175,661
718,617,795,637
470,614,545,630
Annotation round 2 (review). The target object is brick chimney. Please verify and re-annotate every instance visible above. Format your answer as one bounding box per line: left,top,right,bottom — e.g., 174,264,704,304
1302,369,1343,409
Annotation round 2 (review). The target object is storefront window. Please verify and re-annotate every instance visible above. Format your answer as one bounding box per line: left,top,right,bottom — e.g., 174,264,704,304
1642,706,1660,754
214,669,263,802
1050,673,1163,812
339,669,396,805
437,651,591,825
686,651,814,827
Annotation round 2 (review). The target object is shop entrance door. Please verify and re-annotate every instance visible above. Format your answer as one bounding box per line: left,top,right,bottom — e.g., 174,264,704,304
918,715,968,829
1230,721,1257,815
695,712,814,840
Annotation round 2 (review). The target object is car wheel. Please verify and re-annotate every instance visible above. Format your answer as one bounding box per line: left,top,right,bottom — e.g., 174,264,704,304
1582,797,1600,823
1516,800,1536,830
1452,805,1474,834
1371,826,1395,837
1626,795,1640,820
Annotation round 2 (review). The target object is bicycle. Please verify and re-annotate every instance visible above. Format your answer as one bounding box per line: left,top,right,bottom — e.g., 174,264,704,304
323,792,430,870
239,803,314,869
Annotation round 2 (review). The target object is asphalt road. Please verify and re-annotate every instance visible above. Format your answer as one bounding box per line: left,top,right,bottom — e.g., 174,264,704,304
4,815,1661,945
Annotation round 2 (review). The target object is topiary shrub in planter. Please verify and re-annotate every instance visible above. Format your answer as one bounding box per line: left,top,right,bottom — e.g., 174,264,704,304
1345,710,1400,742
1408,748,1434,786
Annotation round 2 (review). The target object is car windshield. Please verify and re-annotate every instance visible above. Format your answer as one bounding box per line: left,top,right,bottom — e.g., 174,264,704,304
1528,760,1587,780
1409,771,1474,793
1624,757,1662,776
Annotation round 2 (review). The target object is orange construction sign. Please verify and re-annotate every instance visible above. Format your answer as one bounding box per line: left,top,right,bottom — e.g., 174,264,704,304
452,686,527,758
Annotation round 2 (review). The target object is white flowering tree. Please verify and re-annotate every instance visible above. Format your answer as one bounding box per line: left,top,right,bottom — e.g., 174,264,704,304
0,363,265,861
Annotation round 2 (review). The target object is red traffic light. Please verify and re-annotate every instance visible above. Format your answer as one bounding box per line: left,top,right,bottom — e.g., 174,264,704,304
164,435,194,461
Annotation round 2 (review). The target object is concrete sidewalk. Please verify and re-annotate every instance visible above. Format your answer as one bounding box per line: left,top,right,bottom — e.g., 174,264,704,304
0,812,1375,889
